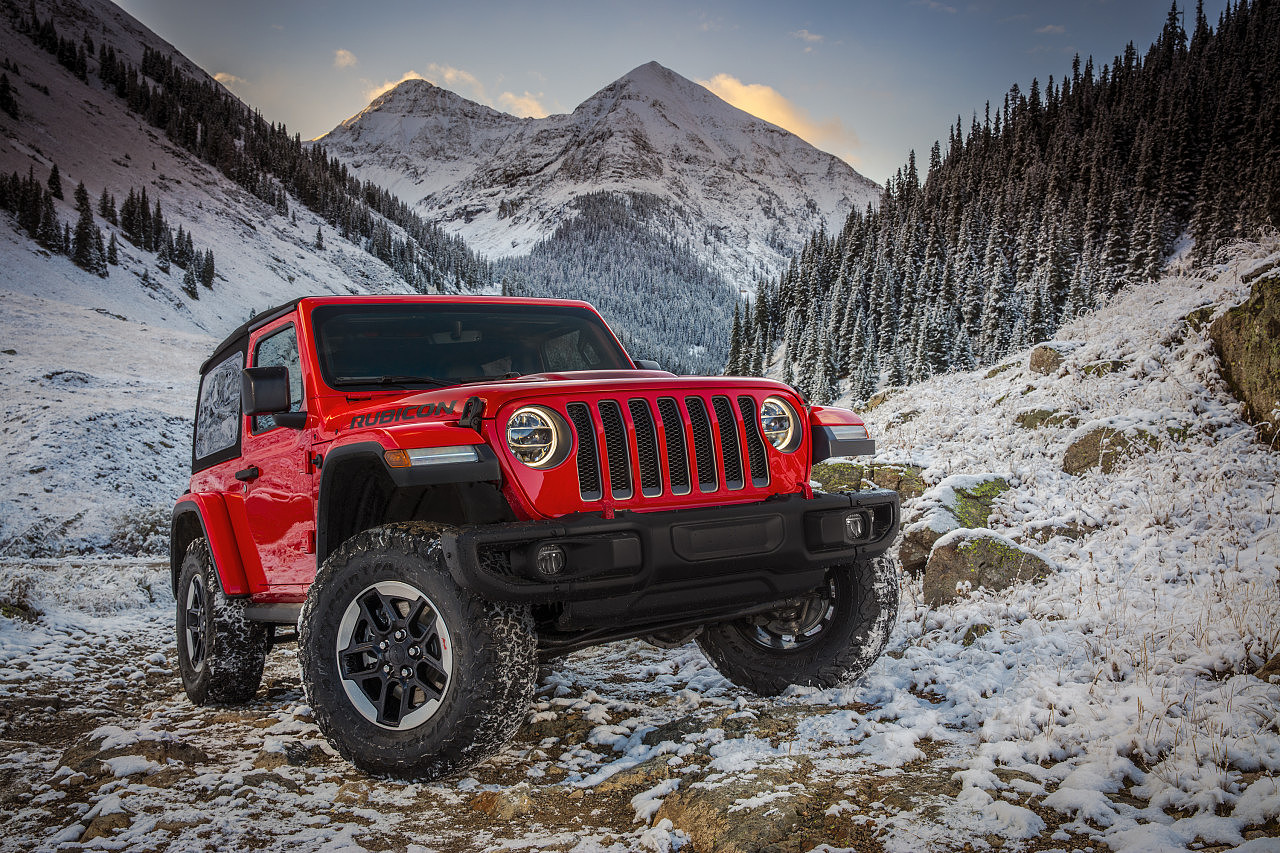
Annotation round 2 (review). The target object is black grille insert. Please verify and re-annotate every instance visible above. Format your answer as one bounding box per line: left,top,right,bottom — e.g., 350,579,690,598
737,395,770,486
629,399,663,497
597,400,632,500
712,396,744,490
657,397,691,495
566,403,601,501
685,396,718,491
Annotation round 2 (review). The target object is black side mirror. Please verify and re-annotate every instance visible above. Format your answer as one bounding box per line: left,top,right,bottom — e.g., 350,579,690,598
635,359,662,371
242,366,291,416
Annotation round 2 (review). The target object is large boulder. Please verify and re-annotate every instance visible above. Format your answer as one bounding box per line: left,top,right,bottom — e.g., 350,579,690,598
810,461,927,500
1029,345,1066,375
1062,426,1160,475
898,474,1011,576
1209,273,1280,445
923,530,1054,607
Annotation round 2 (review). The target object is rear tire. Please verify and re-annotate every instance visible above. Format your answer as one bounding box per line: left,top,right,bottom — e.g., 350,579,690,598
696,556,899,695
298,523,536,779
176,538,269,705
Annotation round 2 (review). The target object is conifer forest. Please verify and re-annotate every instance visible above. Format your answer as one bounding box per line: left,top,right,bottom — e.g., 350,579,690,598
728,1,1280,402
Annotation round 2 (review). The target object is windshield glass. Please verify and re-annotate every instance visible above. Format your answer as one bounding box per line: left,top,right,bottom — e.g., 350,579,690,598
311,303,633,390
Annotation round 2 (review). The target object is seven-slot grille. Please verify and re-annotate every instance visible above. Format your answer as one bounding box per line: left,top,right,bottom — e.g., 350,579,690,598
565,395,772,502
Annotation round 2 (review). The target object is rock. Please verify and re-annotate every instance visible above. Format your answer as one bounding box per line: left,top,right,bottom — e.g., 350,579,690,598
985,361,1019,379
1062,427,1160,475
654,762,811,853
1014,409,1058,430
923,532,1054,607
471,782,535,820
899,474,1011,576
80,812,131,843
1029,345,1066,375
1255,652,1280,683
862,387,904,412
252,740,328,770
594,754,672,794
810,461,866,492
59,734,208,780
811,462,926,500
1209,274,1280,445
868,464,927,500
1081,360,1127,377
1185,304,1218,332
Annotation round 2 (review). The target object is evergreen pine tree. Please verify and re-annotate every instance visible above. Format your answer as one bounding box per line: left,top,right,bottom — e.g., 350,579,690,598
37,192,60,250
182,264,198,299
107,232,119,265
200,249,215,288
47,164,63,200
315,225,324,250
0,73,17,119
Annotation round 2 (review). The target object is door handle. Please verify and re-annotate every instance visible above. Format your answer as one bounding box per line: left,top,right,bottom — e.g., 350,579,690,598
235,465,260,482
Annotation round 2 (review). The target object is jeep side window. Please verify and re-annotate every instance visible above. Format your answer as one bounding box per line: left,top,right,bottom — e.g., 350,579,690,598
251,324,303,433
193,350,243,463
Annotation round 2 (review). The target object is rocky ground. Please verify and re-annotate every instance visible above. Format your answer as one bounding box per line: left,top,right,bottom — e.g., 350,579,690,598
0,558,1106,853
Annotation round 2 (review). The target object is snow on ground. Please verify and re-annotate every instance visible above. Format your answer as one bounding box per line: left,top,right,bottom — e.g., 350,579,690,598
1,243,1278,852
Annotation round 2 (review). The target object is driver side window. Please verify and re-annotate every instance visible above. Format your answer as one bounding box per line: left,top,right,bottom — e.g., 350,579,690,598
252,324,302,433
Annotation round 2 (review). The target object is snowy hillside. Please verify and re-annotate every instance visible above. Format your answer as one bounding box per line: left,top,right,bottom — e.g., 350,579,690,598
1,240,1276,850
0,0,471,552
317,61,880,288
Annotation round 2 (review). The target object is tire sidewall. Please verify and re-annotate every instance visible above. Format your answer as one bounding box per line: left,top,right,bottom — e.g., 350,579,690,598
698,558,899,694
299,527,531,776
175,540,214,704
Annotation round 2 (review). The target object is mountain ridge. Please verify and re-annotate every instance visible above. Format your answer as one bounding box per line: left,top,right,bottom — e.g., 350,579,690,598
317,60,880,286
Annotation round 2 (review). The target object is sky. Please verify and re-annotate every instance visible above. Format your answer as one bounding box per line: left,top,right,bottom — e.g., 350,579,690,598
111,0,1225,186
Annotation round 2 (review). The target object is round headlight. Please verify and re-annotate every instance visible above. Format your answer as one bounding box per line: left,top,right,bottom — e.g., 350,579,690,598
760,396,800,452
506,406,566,468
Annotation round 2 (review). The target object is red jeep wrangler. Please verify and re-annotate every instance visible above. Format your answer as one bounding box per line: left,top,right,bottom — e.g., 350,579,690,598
171,295,899,778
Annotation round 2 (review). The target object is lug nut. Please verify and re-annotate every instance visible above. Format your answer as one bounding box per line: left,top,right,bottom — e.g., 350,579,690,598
394,629,406,641
400,666,412,678
408,646,420,657
379,640,389,651
382,664,392,674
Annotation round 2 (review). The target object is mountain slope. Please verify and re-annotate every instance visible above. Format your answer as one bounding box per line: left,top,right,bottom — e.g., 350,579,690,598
317,61,880,287
0,0,482,552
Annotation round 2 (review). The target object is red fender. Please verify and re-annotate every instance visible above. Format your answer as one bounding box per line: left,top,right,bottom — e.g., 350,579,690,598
172,494,252,596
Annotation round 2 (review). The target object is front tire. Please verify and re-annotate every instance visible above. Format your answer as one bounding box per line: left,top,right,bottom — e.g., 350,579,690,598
696,557,899,695
298,523,536,779
175,538,269,705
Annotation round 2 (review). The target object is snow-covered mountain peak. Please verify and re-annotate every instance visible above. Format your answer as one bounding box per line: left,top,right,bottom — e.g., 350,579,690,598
318,61,881,284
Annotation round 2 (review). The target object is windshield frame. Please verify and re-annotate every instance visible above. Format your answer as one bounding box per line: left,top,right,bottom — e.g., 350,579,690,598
309,302,635,392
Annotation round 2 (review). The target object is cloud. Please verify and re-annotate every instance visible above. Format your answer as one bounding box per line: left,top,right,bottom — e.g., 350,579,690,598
791,29,824,43
1035,24,1066,34
424,63,487,99
364,70,427,101
911,0,957,13
497,91,548,118
700,73,860,164
214,72,246,87
333,49,358,69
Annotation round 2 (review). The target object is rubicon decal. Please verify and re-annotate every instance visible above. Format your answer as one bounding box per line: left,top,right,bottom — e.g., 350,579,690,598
348,400,457,430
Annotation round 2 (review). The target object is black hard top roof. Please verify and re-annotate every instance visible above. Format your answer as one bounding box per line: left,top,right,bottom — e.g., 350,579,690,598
199,298,303,374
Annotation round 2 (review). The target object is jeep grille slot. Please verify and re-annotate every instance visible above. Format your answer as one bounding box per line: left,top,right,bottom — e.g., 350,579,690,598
597,400,633,500
712,396,745,490
656,397,691,496
566,402,602,501
737,395,770,487
684,396,718,492
628,399,663,498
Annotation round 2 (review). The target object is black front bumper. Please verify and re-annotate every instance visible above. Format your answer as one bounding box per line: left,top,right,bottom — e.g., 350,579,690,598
440,489,899,631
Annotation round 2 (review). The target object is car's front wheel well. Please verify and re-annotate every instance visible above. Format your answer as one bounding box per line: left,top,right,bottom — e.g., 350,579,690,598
316,451,515,567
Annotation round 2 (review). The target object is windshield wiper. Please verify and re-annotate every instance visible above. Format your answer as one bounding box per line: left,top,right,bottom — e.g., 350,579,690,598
334,372,522,389
333,375,454,388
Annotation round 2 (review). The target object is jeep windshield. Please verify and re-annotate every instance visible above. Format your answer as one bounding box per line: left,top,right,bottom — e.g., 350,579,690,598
311,303,634,391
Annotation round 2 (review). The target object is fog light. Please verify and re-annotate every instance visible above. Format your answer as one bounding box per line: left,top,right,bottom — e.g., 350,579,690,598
535,544,567,577
844,512,867,542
